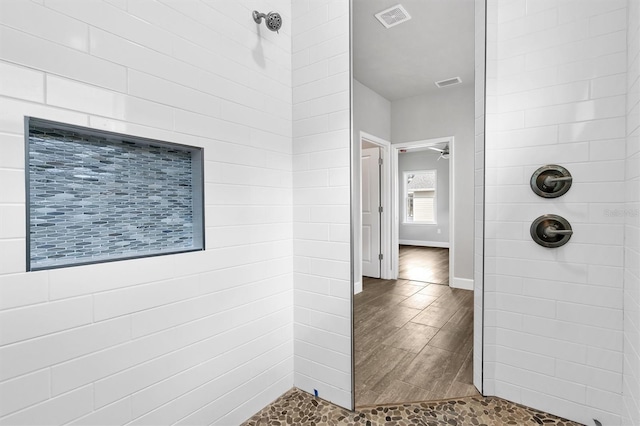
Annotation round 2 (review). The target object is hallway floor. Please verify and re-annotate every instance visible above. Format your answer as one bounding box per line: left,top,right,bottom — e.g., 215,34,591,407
355,246,476,406
398,245,449,284
243,387,580,426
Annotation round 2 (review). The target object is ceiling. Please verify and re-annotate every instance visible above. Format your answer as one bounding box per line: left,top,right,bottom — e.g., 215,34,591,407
352,0,475,101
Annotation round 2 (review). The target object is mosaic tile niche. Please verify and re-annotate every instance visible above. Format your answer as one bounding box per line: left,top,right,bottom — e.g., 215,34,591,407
26,118,204,271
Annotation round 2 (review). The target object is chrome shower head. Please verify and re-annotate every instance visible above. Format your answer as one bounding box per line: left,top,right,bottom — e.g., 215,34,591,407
253,10,282,33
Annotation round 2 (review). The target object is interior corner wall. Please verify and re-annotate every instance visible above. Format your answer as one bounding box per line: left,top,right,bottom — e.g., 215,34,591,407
473,0,486,393
484,0,627,424
291,0,352,410
0,1,294,424
391,86,475,281
398,151,450,245
351,78,390,290
623,0,640,423
353,78,391,143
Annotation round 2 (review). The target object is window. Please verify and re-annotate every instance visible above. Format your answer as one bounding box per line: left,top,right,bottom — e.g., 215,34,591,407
404,170,436,224
26,118,204,271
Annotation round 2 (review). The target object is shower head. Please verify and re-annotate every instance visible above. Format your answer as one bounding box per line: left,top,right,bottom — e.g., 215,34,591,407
253,10,282,33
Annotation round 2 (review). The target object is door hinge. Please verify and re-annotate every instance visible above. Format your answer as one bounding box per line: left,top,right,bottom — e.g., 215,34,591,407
378,253,383,260
378,206,383,213
378,157,383,165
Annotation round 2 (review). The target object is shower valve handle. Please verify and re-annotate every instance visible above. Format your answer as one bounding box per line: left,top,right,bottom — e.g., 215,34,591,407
543,175,572,185
530,214,573,248
530,165,573,198
543,226,573,237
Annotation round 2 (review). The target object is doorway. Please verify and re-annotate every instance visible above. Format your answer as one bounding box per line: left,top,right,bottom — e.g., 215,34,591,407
391,138,456,287
357,135,458,286
355,132,393,293
355,135,476,407
351,0,479,410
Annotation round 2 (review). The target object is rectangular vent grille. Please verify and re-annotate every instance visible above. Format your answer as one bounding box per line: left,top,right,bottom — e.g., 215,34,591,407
375,4,411,29
435,77,462,88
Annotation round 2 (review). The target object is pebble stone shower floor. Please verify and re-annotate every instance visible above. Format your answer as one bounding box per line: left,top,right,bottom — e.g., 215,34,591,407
242,388,582,426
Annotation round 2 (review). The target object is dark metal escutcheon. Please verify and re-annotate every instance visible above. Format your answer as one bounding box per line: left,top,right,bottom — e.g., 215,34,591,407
530,165,573,198
530,214,573,248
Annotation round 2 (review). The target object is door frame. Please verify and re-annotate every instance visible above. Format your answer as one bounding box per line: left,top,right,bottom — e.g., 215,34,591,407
348,0,486,411
354,131,393,294
391,136,456,287
354,134,460,290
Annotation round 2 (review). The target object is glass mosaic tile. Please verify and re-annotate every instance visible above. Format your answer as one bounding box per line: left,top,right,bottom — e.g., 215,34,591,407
26,118,204,270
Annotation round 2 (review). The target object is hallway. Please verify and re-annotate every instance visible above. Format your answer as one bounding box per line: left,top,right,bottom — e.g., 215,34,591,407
354,246,477,407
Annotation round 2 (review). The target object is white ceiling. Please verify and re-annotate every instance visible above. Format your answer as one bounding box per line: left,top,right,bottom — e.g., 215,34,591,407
353,0,475,101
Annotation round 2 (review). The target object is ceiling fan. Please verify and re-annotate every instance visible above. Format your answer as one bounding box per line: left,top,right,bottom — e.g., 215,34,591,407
427,144,450,160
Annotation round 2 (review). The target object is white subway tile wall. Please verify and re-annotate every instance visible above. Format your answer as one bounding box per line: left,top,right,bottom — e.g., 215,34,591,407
3,0,637,424
485,0,628,425
0,1,294,424
292,0,352,409
623,0,640,424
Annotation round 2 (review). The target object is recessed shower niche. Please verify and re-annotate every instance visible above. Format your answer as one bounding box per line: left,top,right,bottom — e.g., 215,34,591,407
26,118,204,271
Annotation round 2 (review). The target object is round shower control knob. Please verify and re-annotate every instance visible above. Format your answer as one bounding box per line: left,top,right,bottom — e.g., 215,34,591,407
530,214,573,248
530,165,573,198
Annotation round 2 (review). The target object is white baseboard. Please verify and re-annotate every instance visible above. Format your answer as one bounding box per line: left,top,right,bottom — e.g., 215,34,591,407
450,277,473,290
399,239,450,248
354,280,363,295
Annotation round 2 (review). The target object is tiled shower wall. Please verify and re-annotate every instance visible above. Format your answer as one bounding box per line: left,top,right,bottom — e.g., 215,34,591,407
0,1,293,424
623,0,640,423
484,0,627,424
291,0,352,409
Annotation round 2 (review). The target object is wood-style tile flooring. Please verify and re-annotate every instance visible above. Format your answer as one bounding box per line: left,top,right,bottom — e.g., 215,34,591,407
398,245,449,284
355,246,477,407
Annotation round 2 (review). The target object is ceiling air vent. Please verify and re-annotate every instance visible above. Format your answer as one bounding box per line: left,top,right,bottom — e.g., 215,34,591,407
435,77,462,88
375,4,411,29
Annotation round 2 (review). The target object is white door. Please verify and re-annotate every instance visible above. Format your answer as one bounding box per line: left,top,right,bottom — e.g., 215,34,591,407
362,147,381,278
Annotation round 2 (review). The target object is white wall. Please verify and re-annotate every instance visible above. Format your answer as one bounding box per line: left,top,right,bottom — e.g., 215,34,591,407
0,1,294,424
623,0,640,423
484,0,627,424
353,79,391,142
398,150,450,246
352,78,391,289
392,86,475,281
291,0,352,410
